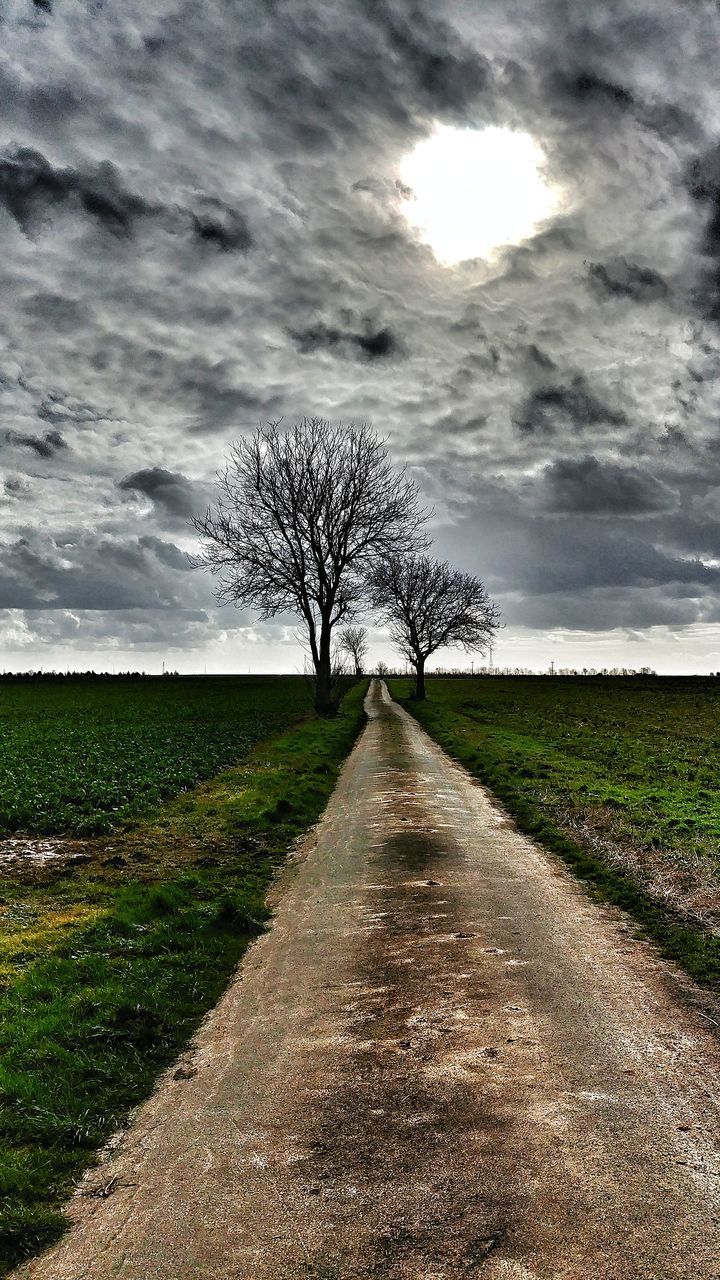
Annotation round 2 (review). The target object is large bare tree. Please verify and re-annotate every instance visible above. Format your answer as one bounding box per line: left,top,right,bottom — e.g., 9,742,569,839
194,418,425,715
338,625,369,677
370,553,499,699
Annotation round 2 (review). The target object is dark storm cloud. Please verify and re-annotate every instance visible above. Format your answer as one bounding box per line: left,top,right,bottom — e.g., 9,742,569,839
586,258,670,303
497,218,585,283
368,0,492,115
686,146,720,230
440,461,720,635
22,292,90,326
37,393,108,426
118,467,204,521
6,607,214,655
5,428,66,458
137,535,192,571
477,514,719,626
525,344,556,371
540,455,679,516
190,198,253,253
659,425,692,452
537,4,700,142
686,144,720,322
514,374,627,436
0,55,105,136
0,146,157,236
241,0,494,153
0,529,203,611
550,70,635,113
0,146,253,255
289,320,403,362
3,477,29,499
502,586,701,633
545,66,694,142
177,358,282,432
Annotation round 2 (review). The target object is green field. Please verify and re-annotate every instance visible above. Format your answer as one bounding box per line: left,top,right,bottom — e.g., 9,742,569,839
390,675,720,986
0,676,317,836
0,675,368,1273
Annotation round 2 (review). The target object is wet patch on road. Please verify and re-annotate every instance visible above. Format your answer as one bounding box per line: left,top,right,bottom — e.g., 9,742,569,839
286,702,547,1278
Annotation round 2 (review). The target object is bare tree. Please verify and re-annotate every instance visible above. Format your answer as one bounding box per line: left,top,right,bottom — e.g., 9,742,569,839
194,418,426,716
338,625,368,677
370,553,499,700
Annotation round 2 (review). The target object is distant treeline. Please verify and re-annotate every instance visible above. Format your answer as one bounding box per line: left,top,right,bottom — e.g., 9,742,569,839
0,670,188,680
7,666,720,680
378,665,691,678
430,666,662,677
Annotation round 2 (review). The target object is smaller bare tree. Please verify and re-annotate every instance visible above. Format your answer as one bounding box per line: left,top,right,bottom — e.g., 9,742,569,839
370,554,499,699
338,625,368,677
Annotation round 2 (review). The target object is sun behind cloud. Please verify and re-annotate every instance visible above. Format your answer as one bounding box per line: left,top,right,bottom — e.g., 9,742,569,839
398,124,561,265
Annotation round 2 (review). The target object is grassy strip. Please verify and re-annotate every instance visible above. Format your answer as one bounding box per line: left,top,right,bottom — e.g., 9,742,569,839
0,680,368,1274
389,678,720,991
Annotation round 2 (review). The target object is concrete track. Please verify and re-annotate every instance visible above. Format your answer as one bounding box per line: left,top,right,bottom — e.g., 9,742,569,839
18,680,720,1279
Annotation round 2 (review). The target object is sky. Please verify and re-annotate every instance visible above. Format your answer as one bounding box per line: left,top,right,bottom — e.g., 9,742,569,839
2,0,720,673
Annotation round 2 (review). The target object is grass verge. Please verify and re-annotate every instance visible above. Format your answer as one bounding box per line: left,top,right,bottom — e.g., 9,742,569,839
0,680,368,1275
389,677,720,993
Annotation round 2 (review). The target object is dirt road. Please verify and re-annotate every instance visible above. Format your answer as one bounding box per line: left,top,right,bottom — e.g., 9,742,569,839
18,680,720,1279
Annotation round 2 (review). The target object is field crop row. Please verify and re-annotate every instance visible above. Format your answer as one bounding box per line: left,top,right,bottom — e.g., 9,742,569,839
0,676,316,836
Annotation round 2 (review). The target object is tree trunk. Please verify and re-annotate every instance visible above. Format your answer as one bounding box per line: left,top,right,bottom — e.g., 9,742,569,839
414,656,426,700
314,622,335,716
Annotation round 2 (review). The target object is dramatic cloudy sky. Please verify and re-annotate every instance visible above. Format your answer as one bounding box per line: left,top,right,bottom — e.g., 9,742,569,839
3,0,720,672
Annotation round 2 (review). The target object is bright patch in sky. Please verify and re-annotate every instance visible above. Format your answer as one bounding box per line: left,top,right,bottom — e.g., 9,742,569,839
398,125,560,265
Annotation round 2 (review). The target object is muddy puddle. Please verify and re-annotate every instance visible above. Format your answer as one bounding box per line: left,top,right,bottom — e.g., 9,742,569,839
0,836,72,871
